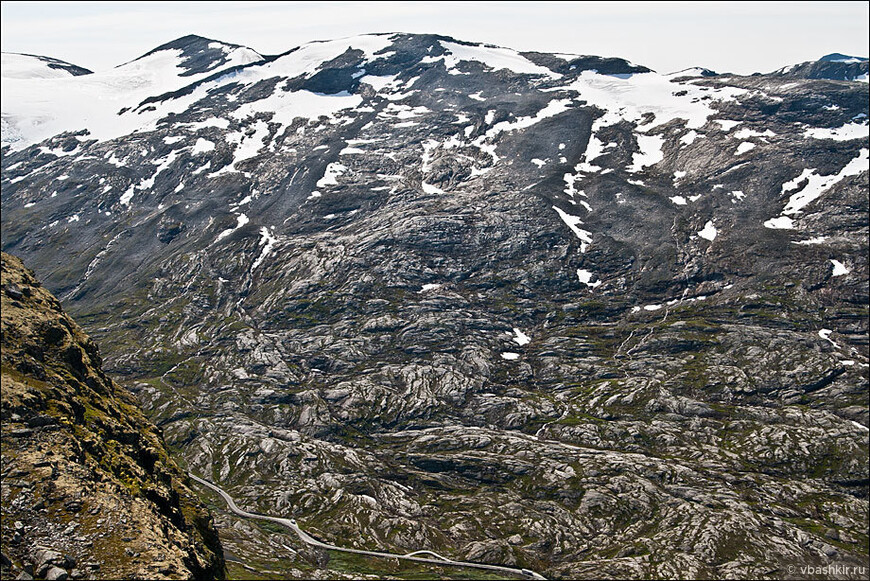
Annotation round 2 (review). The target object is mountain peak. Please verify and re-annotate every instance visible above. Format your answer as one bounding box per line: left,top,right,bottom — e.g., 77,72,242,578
137,34,240,55
773,52,869,81
1,52,92,79
119,34,264,77
665,66,718,78
819,52,868,63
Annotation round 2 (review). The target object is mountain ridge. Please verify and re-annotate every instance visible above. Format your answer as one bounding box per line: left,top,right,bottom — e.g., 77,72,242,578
114,34,264,76
5,35,867,79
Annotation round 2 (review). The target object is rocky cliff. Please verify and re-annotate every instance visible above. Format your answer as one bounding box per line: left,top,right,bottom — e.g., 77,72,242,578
1,251,225,580
1,33,868,579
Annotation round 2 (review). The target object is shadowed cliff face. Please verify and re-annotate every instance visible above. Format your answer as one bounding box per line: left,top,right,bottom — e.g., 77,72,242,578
1,251,225,581
1,32,868,579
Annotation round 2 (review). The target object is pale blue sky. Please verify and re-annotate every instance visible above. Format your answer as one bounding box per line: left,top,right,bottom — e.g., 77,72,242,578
1,1,868,75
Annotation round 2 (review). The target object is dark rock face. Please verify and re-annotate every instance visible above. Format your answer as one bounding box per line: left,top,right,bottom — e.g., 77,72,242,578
0,252,226,581
1,32,868,579
775,53,869,81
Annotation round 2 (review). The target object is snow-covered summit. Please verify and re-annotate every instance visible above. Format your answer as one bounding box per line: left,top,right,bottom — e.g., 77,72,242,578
1,52,92,79
1,36,263,149
117,34,264,77
1,32,578,149
3,32,869,153
665,67,717,78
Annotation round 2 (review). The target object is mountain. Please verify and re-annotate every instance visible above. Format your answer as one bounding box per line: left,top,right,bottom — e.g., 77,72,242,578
2,32,868,579
118,34,265,78
0,35,263,149
1,53,93,79
0,252,225,580
774,53,869,82
666,67,718,78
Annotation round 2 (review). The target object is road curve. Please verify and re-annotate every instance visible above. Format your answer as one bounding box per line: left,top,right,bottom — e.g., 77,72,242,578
188,472,546,580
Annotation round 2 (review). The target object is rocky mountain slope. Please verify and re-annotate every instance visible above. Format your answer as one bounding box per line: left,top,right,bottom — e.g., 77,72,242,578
1,252,225,580
774,53,868,82
2,33,868,579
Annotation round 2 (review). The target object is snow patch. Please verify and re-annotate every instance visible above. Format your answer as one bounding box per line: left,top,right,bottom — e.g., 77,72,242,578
764,149,868,229
215,213,249,243
697,220,717,241
553,206,593,252
512,328,531,346
735,142,756,155
680,130,699,146
792,237,827,245
782,149,869,215
764,216,794,230
734,128,775,139
804,121,869,142
484,100,573,143
628,134,665,172
252,227,278,270
830,259,850,276
119,185,135,206
439,41,560,79
317,162,347,188
192,138,216,154
818,329,839,348
422,181,445,195
359,73,400,91
763,216,795,229
715,119,742,131
577,269,602,289
547,70,747,132
231,86,363,133
183,117,230,131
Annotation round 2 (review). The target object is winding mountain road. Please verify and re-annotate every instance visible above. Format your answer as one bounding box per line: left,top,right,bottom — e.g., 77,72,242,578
189,472,546,580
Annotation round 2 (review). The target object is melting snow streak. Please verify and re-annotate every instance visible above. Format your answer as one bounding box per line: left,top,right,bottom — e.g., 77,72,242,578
252,227,277,270
553,206,593,252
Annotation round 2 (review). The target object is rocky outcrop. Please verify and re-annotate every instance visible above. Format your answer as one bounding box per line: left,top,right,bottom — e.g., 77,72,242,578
774,53,868,82
0,252,225,580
